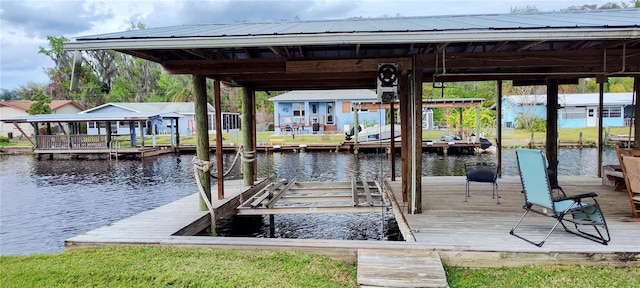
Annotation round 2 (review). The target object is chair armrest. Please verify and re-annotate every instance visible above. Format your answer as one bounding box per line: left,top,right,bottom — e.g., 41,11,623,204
559,192,598,201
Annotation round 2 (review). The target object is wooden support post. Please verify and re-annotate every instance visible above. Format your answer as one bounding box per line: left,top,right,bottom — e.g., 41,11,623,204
105,121,112,149
399,74,409,203
496,80,503,177
214,80,224,200
458,107,463,140
598,80,605,177
353,104,359,154
390,99,396,181
546,79,559,167
175,118,180,148
242,86,255,187
475,106,480,143
252,89,258,181
138,121,144,148
634,77,640,149
194,75,211,211
411,64,423,214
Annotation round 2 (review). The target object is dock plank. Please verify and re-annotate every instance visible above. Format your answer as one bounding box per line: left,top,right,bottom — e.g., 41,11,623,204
357,249,448,288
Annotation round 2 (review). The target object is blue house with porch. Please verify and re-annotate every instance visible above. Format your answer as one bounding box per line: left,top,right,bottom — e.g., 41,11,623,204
269,89,387,135
502,92,635,129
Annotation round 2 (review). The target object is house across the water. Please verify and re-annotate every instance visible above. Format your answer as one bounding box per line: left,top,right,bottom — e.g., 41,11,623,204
269,89,387,135
502,92,635,129
0,100,85,138
82,102,241,136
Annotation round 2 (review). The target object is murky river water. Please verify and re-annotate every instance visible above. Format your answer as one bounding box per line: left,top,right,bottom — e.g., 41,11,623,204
0,148,620,255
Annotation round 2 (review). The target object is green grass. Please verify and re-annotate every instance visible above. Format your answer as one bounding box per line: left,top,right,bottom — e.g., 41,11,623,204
0,246,357,288
446,265,640,288
2,247,639,287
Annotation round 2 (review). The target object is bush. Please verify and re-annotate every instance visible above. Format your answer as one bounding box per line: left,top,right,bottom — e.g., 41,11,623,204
0,136,10,143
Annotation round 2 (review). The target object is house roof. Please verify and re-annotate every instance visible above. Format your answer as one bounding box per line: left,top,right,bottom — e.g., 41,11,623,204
505,92,635,106
81,102,214,114
0,100,86,112
1,112,183,124
269,89,377,102
63,9,640,90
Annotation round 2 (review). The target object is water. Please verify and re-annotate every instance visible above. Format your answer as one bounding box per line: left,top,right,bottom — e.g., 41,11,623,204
0,148,620,255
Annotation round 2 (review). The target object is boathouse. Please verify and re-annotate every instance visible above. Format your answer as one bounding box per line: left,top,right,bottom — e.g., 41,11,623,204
82,102,241,136
62,8,640,215
269,89,386,135
0,100,85,138
502,92,636,129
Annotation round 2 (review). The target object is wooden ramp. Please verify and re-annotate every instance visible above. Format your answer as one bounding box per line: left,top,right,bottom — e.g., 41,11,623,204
357,249,448,288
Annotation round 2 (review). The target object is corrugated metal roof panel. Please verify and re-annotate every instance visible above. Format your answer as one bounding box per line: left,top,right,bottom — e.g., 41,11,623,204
269,89,377,101
76,9,640,40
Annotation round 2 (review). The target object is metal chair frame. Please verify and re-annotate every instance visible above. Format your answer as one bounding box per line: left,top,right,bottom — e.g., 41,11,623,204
511,148,610,247
464,162,499,204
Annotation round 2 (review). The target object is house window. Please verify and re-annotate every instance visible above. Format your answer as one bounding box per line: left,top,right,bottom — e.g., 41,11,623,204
88,122,95,128
293,102,305,116
603,106,621,118
564,107,586,120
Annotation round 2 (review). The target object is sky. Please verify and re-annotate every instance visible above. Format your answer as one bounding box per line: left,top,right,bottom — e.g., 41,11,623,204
0,0,619,91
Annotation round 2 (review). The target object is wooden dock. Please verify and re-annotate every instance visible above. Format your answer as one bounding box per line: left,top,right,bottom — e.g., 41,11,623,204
387,176,640,267
34,146,176,159
64,176,640,287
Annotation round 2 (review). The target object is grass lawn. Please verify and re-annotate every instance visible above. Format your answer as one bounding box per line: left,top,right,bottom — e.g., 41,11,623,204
0,246,357,288
446,265,640,288
2,246,639,287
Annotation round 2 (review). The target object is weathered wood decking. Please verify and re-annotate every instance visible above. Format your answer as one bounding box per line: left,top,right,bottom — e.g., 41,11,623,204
387,176,640,267
65,176,639,287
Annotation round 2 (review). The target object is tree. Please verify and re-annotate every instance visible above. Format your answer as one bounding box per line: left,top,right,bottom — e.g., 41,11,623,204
26,91,52,115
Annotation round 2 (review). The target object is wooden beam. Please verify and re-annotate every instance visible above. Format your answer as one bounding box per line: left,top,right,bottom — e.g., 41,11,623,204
163,59,286,74
360,99,483,110
236,205,386,215
286,58,412,73
416,49,640,71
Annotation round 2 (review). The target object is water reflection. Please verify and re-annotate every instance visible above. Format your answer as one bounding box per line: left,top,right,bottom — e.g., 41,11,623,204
0,148,620,255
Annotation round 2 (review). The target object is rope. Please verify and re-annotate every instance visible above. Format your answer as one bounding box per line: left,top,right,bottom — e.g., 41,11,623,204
192,156,215,229
242,150,256,163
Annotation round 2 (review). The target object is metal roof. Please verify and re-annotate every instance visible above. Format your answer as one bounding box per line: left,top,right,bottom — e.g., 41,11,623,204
63,8,640,90
0,112,182,124
73,9,639,43
81,102,214,114
269,89,377,101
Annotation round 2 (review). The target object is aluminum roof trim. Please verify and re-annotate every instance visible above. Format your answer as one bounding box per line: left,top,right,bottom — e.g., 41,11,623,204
64,28,640,51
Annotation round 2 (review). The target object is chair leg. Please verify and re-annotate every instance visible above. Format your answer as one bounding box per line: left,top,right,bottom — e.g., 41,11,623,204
465,181,470,202
494,183,500,204
510,205,563,247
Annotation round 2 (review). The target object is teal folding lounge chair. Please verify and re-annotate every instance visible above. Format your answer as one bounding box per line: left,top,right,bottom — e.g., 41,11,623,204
511,148,610,247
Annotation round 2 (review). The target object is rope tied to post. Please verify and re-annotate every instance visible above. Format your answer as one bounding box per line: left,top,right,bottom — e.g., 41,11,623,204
242,149,256,163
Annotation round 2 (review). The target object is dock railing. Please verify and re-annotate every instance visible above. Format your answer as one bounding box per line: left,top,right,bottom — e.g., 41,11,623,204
37,135,107,150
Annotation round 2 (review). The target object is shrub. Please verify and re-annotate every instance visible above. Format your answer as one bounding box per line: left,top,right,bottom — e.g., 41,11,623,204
0,136,10,143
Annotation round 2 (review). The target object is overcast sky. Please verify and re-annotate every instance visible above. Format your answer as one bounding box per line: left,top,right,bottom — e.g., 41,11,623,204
0,0,619,91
